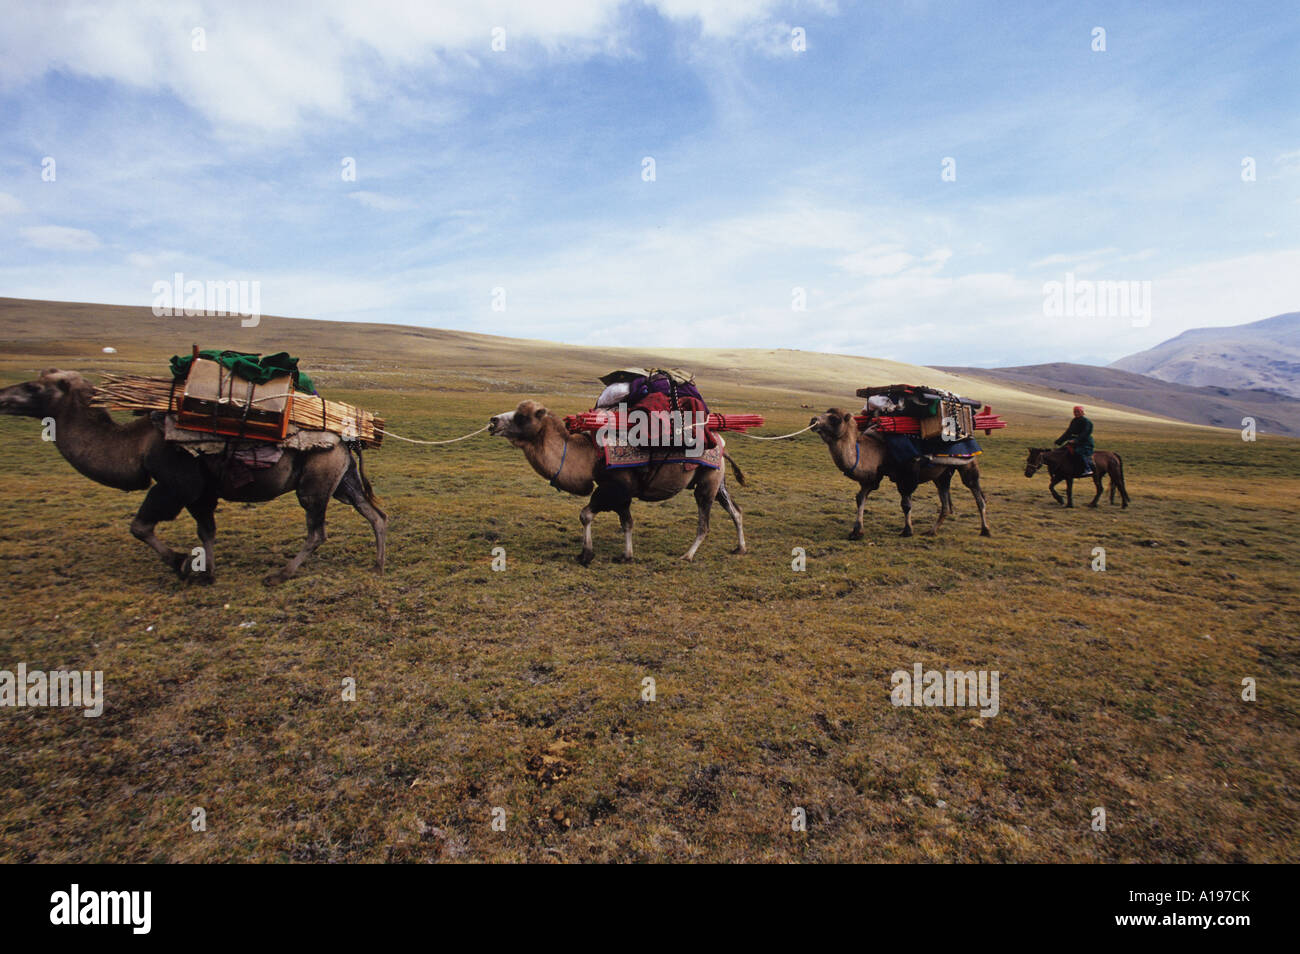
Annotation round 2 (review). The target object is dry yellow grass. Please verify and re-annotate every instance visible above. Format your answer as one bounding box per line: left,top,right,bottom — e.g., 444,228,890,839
0,299,1296,862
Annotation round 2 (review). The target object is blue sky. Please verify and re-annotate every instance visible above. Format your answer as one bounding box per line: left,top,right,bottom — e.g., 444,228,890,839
1,0,1297,366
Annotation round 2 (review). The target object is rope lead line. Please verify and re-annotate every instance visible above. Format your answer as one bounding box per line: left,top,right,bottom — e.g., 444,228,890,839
373,423,492,445
729,423,815,441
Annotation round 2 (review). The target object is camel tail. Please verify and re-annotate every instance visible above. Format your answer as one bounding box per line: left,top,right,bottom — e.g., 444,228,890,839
723,451,747,486
350,442,385,515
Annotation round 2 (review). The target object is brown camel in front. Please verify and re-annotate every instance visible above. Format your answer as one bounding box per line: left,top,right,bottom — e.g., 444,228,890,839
0,369,387,585
488,400,746,564
810,409,990,538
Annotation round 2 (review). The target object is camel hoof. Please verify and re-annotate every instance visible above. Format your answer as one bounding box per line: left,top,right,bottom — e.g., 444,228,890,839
848,529,863,541
189,572,215,586
680,553,695,563
731,546,747,555
899,528,913,537
262,572,288,587
613,554,634,564
980,528,992,537
576,552,594,567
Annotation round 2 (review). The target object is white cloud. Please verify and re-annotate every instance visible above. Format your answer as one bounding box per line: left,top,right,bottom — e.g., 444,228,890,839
21,225,101,251
0,192,24,216
0,0,801,133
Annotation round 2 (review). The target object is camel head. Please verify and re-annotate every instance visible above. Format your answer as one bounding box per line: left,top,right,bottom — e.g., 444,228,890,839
809,408,860,445
1024,447,1048,477
489,400,551,447
0,369,91,419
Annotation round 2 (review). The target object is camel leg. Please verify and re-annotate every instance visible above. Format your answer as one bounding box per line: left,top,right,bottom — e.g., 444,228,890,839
716,481,746,555
184,493,218,584
935,468,956,515
333,474,387,573
265,495,328,586
899,491,914,537
682,476,718,561
578,505,596,566
959,465,991,536
613,505,634,563
849,485,870,540
130,485,189,576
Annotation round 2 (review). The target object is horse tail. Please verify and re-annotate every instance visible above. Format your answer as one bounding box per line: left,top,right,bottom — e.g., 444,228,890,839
1114,452,1128,501
723,451,747,486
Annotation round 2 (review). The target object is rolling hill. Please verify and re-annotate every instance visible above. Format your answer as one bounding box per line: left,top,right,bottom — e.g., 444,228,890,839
0,297,1227,434
1112,311,1300,399
935,361,1300,437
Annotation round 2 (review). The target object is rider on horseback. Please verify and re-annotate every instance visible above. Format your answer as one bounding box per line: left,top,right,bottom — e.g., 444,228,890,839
1055,405,1095,476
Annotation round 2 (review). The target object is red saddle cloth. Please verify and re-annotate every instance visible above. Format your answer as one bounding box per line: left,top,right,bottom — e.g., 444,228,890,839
617,392,717,449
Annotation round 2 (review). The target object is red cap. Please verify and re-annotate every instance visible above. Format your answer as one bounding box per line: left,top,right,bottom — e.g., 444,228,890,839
1073,405,1085,415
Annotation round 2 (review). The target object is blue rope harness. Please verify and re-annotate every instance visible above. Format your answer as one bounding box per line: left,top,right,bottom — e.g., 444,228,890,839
842,439,860,477
549,439,568,490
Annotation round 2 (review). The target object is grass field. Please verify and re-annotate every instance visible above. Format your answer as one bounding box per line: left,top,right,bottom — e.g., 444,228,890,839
1,301,1297,863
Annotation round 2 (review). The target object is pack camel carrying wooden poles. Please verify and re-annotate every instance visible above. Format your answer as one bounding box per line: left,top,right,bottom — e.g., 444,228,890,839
92,346,384,446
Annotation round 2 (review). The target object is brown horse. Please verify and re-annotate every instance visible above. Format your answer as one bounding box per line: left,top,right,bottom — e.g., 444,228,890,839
1024,447,1129,508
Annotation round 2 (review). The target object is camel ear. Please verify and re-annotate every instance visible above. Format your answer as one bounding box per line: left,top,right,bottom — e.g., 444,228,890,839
841,412,852,424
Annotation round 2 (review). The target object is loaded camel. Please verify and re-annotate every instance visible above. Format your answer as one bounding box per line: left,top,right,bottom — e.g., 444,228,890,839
0,369,386,585
1024,447,1129,508
809,409,990,538
488,400,746,564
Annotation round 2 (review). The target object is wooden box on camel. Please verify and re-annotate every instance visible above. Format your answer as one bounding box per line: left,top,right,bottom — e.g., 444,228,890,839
177,358,294,441
92,371,385,447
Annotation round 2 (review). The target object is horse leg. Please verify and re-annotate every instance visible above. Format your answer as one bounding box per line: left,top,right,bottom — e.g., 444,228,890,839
960,465,991,536
682,474,718,561
332,469,387,573
1064,477,1074,508
716,480,746,555
1048,474,1064,505
1089,471,1103,507
130,485,190,577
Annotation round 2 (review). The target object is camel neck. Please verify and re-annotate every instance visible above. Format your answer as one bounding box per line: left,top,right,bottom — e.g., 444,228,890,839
53,393,152,490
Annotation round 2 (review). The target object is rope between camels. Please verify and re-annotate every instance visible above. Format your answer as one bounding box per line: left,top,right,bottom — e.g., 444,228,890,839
372,423,491,445
728,423,815,441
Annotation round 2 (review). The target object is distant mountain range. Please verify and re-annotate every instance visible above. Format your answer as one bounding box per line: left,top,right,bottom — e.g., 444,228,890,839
1111,311,1300,399
935,362,1300,437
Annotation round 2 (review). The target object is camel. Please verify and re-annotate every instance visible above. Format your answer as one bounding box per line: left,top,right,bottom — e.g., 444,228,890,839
1024,447,1129,508
809,409,990,538
488,400,746,564
0,369,386,585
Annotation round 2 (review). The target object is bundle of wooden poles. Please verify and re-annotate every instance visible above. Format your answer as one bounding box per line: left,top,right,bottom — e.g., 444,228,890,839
564,409,765,433
91,372,384,446
857,406,1007,436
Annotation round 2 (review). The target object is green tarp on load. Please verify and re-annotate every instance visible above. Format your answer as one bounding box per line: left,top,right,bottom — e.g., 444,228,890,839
170,350,316,395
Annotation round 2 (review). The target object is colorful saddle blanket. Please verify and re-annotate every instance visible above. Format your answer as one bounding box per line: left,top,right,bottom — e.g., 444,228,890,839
883,434,982,466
